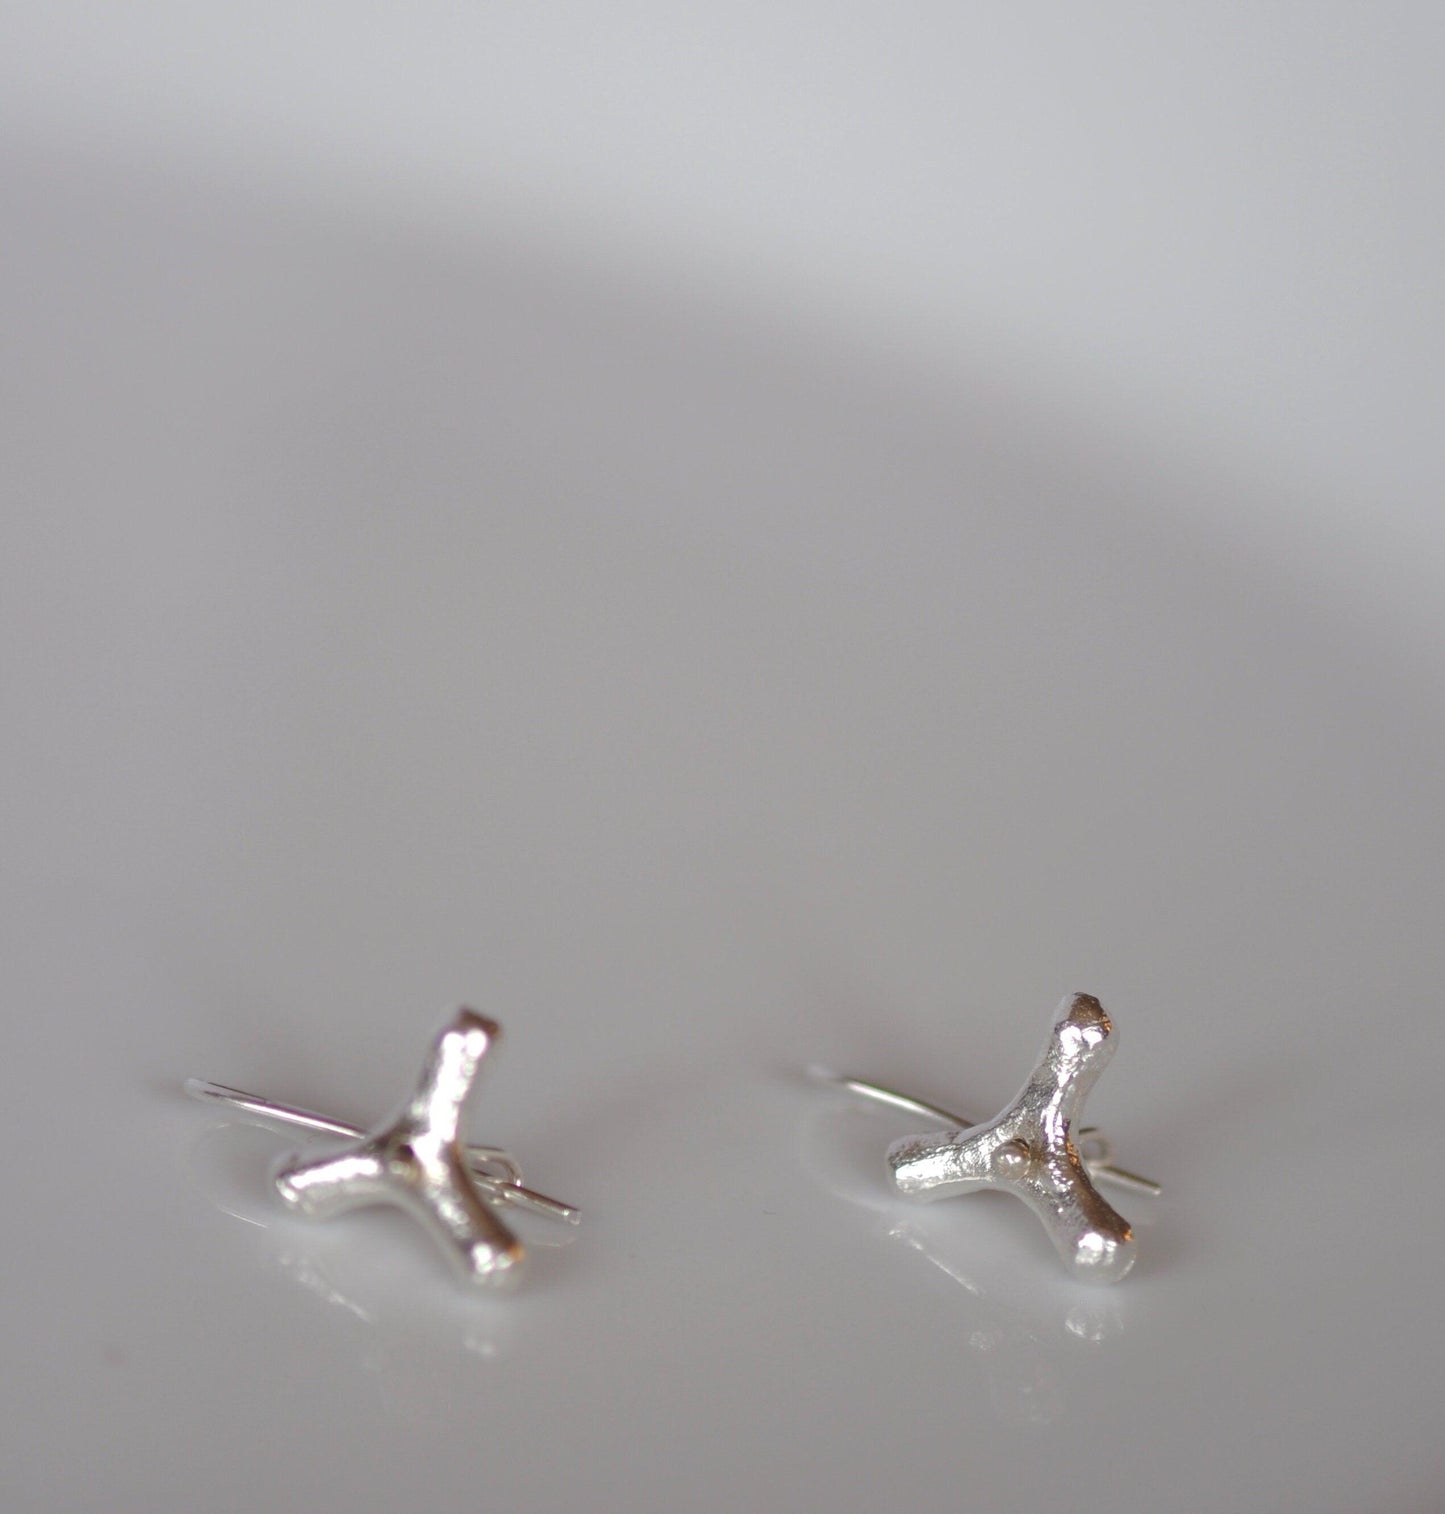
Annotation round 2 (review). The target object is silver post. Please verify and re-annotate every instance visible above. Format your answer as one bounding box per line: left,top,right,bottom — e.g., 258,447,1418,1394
807,1067,1162,1197
184,1078,582,1224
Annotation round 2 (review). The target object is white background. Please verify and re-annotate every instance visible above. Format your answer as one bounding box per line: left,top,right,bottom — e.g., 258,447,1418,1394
3,7,1442,1511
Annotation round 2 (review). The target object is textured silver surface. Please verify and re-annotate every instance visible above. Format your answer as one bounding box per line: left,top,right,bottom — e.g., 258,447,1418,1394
183,1077,580,1224
271,1009,533,1287
888,995,1138,1283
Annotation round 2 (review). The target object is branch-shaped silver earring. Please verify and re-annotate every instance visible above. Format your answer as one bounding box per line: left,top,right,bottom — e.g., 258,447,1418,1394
814,993,1158,1284
186,1008,579,1288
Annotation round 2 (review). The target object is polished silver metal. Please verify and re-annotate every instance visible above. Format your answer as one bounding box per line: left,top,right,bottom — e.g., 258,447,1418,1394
817,993,1154,1284
185,1008,579,1287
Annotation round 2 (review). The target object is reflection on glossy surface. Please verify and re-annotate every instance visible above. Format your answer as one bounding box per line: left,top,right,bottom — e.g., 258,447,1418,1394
184,1116,579,1385
798,1092,1138,1424
885,1218,1125,1425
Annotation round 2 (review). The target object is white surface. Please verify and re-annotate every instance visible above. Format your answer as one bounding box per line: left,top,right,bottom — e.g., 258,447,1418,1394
4,6,1444,612
3,9,1444,1512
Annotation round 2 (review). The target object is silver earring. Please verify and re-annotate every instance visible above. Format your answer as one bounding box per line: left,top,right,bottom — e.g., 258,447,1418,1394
813,993,1158,1284
185,1007,580,1288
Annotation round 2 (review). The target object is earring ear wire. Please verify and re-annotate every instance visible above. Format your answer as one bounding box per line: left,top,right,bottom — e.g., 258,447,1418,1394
184,1077,581,1223
807,1069,1160,1197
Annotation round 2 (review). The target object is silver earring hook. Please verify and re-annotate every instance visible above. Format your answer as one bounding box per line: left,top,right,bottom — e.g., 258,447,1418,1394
184,1077,581,1225
807,1067,1161,1198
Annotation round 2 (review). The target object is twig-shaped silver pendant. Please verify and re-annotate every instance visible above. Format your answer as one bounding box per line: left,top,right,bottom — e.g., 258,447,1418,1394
887,994,1140,1283
187,1008,579,1289
272,1010,526,1285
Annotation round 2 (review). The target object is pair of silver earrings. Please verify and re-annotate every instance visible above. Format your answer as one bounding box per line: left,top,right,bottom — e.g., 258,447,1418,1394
186,992,1160,1289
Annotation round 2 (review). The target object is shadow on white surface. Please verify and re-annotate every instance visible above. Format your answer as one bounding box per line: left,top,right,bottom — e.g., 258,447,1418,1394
797,1094,1133,1427
185,1120,577,1370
